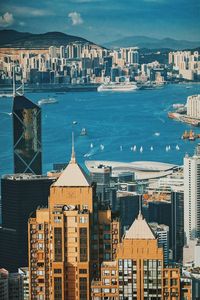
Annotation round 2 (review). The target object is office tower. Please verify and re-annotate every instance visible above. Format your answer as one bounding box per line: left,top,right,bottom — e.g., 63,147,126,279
91,213,181,299
0,268,23,300
171,188,184,262
18,267,29,300
28,151,120,300
12,95,42,175
149,222,169,266
148,200,172,246
89,165,111,205
117,192,139,234
184,150,200,244
0,174,55,271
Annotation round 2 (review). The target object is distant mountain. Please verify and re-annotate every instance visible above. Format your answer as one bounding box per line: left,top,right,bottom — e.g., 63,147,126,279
0,30,96,49
104,36,200,50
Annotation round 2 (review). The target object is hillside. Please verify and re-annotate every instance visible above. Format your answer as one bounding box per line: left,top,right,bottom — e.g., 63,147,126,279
104,36,200,50
0,30,95,49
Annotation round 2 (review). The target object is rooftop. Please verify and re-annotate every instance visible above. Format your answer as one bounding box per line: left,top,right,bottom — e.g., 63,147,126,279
125,212,156,240
53,140,91,187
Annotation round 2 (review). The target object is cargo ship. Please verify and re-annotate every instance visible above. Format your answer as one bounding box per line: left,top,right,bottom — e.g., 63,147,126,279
97,82,138,92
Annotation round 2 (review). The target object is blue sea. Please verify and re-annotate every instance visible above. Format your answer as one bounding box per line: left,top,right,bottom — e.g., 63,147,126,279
0,83,200,176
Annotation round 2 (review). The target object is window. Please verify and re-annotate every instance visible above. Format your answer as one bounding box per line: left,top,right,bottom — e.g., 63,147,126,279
79,269,87,274
54,269,62,274
54,228,62,262
104,234,111,240
80,228,88,262
80,217,88,223
54,277,62,300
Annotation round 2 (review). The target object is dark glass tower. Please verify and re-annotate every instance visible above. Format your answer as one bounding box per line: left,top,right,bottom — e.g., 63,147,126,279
12,95,42,175
0,174,55,271
171,189,184,262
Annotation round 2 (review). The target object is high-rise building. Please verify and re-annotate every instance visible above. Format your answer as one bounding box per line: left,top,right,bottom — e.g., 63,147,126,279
18,267,29,300
91,213,181,299
149,222,169,266
186,94,200,119
184,150,200,244
0,268,23,300
117,192,139,234
12,95,42,175
28,151,120,300
89,165,111,205
0,174,55,271
171,187,184,262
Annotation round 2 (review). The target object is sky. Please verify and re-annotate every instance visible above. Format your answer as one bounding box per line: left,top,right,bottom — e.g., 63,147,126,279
0,0,199,44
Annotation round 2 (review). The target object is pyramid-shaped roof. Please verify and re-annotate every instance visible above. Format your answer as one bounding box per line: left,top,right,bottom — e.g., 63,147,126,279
53,146,91,187
125,212,156,240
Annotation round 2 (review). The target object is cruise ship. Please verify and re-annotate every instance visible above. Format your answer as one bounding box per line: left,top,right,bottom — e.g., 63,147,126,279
97,82,138,92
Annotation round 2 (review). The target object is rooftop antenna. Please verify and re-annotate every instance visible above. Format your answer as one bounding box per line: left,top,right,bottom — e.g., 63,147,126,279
12,65,16,98
70,132,76,163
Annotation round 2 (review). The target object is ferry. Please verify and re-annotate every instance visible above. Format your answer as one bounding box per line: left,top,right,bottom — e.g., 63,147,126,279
38,98,58,105
97,82,138,92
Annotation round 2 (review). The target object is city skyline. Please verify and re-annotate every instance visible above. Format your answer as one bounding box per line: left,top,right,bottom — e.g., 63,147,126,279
0,0,200,44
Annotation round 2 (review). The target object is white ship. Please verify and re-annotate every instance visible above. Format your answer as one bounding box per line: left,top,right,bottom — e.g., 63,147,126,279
38,98,58,105
97,82,138,92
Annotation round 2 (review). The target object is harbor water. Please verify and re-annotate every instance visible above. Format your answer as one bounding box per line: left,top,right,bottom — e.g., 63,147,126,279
0,83,200,176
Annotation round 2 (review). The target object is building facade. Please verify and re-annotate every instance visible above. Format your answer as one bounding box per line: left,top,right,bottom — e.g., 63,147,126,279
0,174,55,271
184,152,200,244
91,213,181,300
12,95,42,175
171,188,184,262
28,152,120,300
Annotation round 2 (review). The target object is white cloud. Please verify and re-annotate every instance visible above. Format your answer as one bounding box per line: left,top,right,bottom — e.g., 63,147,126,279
68,11,83,25
0,12,14,27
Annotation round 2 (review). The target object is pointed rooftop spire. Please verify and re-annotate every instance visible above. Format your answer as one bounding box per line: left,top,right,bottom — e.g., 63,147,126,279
125,212,155,240
53,133,91,187
70,132,76,164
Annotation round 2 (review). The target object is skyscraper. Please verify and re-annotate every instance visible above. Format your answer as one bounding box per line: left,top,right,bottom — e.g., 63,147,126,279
171,187,184,262
28,151,120,299
184,150,200,244
0,174,55,271
12,95,42,175
91,213,181,299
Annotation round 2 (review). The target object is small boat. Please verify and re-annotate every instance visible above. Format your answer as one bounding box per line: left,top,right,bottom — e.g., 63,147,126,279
140,146,143,153
80,128,87,136
166,146,169,152
133,145,137,152
176,145,180,150
130,147,133,151
38,98,58,105
90,143,93,148
150,146,154,151
120,145,123,151
168,145,171,150
154,132,160,136
100,144,104,151
72,121,77,125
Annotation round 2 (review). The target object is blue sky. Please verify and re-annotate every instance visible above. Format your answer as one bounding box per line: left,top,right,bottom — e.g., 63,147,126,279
0,0,199,43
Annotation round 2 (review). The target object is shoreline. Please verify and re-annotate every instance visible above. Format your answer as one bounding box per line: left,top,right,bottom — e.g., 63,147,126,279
0,81,199,94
